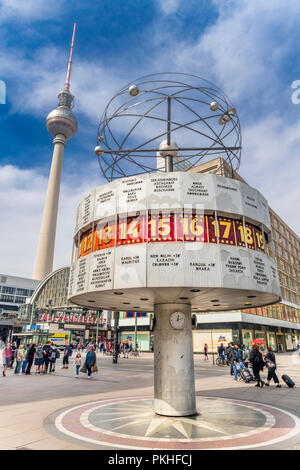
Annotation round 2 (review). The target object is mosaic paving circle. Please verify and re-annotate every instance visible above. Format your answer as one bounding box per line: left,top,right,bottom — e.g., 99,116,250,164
52,396,300,450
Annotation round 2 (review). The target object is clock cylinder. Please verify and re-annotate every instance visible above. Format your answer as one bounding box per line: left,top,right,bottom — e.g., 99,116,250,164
154,303,196,416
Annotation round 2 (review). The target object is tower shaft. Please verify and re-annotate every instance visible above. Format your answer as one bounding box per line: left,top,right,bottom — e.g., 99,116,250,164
33,135,66,280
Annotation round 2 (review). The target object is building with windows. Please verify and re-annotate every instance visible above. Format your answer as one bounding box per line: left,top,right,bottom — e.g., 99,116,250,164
18,267,108,346
189,158,300,352
0,274,39,341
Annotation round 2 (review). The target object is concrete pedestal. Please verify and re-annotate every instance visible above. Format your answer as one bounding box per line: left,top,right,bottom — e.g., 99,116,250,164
154,303,196,416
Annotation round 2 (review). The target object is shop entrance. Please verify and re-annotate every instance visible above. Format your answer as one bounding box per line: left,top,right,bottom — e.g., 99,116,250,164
276,333,286,352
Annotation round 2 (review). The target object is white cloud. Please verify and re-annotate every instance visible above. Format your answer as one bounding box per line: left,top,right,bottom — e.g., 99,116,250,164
0,162,103,278
240,115,300,235
0,0,64,21
156,0,180,15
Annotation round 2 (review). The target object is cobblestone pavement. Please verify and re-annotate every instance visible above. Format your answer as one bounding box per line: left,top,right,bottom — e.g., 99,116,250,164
1,351,300,450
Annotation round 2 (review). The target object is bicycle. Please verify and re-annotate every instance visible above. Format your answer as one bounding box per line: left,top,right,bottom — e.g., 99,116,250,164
216,356,228,366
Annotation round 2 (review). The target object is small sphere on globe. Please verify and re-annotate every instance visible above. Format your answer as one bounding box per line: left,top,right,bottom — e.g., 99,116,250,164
159,140,179,158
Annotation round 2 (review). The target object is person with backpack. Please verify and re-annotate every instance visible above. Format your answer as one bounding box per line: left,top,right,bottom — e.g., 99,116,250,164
42,341,52,374
34,344,45,374
49,343,59,373
248,343,265,387
264,346,281,388
62,342,72,369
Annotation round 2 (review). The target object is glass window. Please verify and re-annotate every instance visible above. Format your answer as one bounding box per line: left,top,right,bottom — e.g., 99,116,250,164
1,286,16,294
0,294,15,302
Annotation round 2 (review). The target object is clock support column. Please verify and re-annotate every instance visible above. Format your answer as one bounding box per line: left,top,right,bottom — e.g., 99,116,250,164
153,303,196,417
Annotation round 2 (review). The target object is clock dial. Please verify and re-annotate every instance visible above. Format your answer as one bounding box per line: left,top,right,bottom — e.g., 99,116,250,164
169,311,185,329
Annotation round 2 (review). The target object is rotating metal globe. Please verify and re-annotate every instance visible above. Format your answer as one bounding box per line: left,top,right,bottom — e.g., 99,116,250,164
96,73,241,181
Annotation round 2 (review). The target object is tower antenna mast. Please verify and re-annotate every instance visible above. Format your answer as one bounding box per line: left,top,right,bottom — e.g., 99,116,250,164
64,22,76,91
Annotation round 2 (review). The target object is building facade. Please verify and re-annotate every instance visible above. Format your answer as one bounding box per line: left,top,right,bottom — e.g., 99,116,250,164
0,274,39,341
190,158,300,352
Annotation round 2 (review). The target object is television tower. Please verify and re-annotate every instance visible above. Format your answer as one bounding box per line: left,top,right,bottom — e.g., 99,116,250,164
33,23,78,280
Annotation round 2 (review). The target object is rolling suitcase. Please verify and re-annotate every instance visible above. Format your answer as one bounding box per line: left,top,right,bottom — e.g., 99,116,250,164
282,374,295,388
240,367,254,383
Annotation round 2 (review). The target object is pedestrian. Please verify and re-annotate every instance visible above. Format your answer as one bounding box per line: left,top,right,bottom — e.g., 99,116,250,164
84,345,97,379
123,342,129,359
241,345,248,366
217,343,226,365
75,352,81,377
22,344,29,373
10,341,17,368
232,345,242,381
34,344,44,374
42,341,52,374
25,344,36,375
14,344,24,375
62,342,73,369
204,343,209,360
226,343,235,376
264,346,281,388
248,343,265,387
2,342,13,377
49,343,59,373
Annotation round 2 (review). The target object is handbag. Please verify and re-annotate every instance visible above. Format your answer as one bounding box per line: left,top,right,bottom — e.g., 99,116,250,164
92,364,98,373
80,366,87,373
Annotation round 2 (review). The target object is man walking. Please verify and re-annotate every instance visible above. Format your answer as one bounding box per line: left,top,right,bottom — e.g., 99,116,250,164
62,342,73,369
43,341,52,374
226,343,235,376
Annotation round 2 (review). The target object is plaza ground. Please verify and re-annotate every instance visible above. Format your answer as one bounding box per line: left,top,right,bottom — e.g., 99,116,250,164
1,352,300,450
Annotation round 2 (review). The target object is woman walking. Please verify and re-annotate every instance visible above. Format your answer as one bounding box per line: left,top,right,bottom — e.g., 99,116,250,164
264,346,281,388
2,342,12,377
248,343,265,387
84,346,97,379
16,345,25,375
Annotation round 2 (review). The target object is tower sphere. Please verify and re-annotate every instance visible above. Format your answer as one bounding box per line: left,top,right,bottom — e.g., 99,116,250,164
159,139,179,157
46,106,78,140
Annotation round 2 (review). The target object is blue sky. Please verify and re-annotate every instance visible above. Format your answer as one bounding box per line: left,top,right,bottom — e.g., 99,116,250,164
0,0,300,277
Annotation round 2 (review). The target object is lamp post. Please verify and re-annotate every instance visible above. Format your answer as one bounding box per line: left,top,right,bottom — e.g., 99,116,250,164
113,311,119,364
96,309,103,348
134,312,138,353
29,302,36,328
